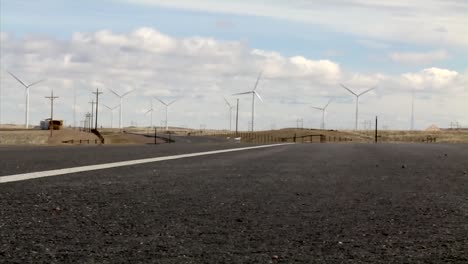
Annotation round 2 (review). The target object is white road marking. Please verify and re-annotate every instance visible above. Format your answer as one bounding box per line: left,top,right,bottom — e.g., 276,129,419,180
0,143,292,184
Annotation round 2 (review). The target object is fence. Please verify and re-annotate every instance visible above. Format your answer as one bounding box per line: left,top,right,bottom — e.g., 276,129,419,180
196,131,353,144
377,135,437,143
62,139,101,144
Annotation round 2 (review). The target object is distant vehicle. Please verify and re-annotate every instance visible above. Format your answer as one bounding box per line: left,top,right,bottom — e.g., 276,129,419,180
40,119,63,130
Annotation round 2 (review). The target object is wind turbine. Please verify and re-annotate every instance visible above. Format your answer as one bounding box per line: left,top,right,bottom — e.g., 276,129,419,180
145,100,155,129
223,97,235,131
8,71,45,128
154,97,177,131
103,104,119,128
311,99,332,130
108,88,135,130
233,71,263,132
340,84,376,130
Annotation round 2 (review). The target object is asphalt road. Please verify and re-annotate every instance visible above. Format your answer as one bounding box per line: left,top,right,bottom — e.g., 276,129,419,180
1,143,467,263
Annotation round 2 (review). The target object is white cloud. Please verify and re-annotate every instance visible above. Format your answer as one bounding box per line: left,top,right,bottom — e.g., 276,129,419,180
390,50,449,65
402,68,461,91
0,28,466,130
123,0,468,50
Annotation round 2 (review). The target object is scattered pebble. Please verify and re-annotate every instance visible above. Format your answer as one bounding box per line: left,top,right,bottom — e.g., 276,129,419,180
272,255,279,260
401,165,406,169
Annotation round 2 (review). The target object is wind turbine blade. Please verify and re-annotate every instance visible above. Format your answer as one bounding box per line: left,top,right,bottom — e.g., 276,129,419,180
324,98,333,109
7,71,28,88
223,97,232,107
254,91,263,102
358,87,376,97
253,71,263,91
122,89,135,97
103,104,112,110
28,79,45,87
311,106,324,111
107,88,121,98
340,83,357,96
167,99,177,106
154,97,168,106
232,91,252,96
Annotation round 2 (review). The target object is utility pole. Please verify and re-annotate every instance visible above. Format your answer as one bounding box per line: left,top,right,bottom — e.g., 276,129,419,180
89,100,95,131
92,88,103,130
235,98,239,136
375,116,378,143
73,87,77,129
86,113,91,132
45,90,59,137
411,88,415,130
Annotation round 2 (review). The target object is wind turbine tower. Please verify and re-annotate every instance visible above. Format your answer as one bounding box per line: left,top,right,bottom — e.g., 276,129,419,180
103,104,119,128
8,72,45,128
154,97,177,131
340,84,376,130
311,99,332,130
233,72,263,132
223,97,235,131
108,88,135,130
145,100,155,129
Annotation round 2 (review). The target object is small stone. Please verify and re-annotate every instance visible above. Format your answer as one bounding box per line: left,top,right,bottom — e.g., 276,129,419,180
338,241,343,245
463,171,467,175
401,165,406,169
272,255,279,260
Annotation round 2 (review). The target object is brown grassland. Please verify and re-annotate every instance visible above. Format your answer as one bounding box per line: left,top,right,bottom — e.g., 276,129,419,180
1,124,467,145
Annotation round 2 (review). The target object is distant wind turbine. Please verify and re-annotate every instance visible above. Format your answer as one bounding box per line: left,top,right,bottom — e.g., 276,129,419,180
103,104,119,128
145,100,155,129
8,71,45,128
410,88,415,130
108,88,135,130
311,99,332,130
340,84,376,130
233,71,263,132
223,97,235,131
154,97,177,131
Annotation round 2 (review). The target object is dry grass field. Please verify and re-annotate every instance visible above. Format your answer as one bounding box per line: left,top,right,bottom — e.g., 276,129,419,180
0,127,100,145
1,124,467,145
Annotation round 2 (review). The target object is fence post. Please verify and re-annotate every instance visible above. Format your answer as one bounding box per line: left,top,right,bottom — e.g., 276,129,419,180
294,133,296,143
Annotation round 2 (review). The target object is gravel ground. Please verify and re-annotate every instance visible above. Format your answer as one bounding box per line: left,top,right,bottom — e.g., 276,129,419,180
1,143,467,263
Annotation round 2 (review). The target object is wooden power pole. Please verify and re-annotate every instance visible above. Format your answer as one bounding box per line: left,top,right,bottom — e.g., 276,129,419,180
45,90,59,137
92,88,103,130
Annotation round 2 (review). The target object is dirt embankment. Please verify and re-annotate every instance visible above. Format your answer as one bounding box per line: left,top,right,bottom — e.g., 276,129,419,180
0,129,100,145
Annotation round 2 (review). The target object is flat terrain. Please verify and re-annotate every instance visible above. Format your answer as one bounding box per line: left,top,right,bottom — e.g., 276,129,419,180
1,143,467,263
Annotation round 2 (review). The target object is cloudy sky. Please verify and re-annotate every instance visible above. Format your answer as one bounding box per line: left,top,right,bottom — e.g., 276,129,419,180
0,0,467,130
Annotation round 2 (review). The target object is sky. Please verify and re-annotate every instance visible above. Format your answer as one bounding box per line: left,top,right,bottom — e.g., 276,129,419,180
0,0,467,130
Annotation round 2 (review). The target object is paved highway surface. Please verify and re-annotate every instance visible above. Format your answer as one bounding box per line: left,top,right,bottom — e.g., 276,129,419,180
1,143,467,263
